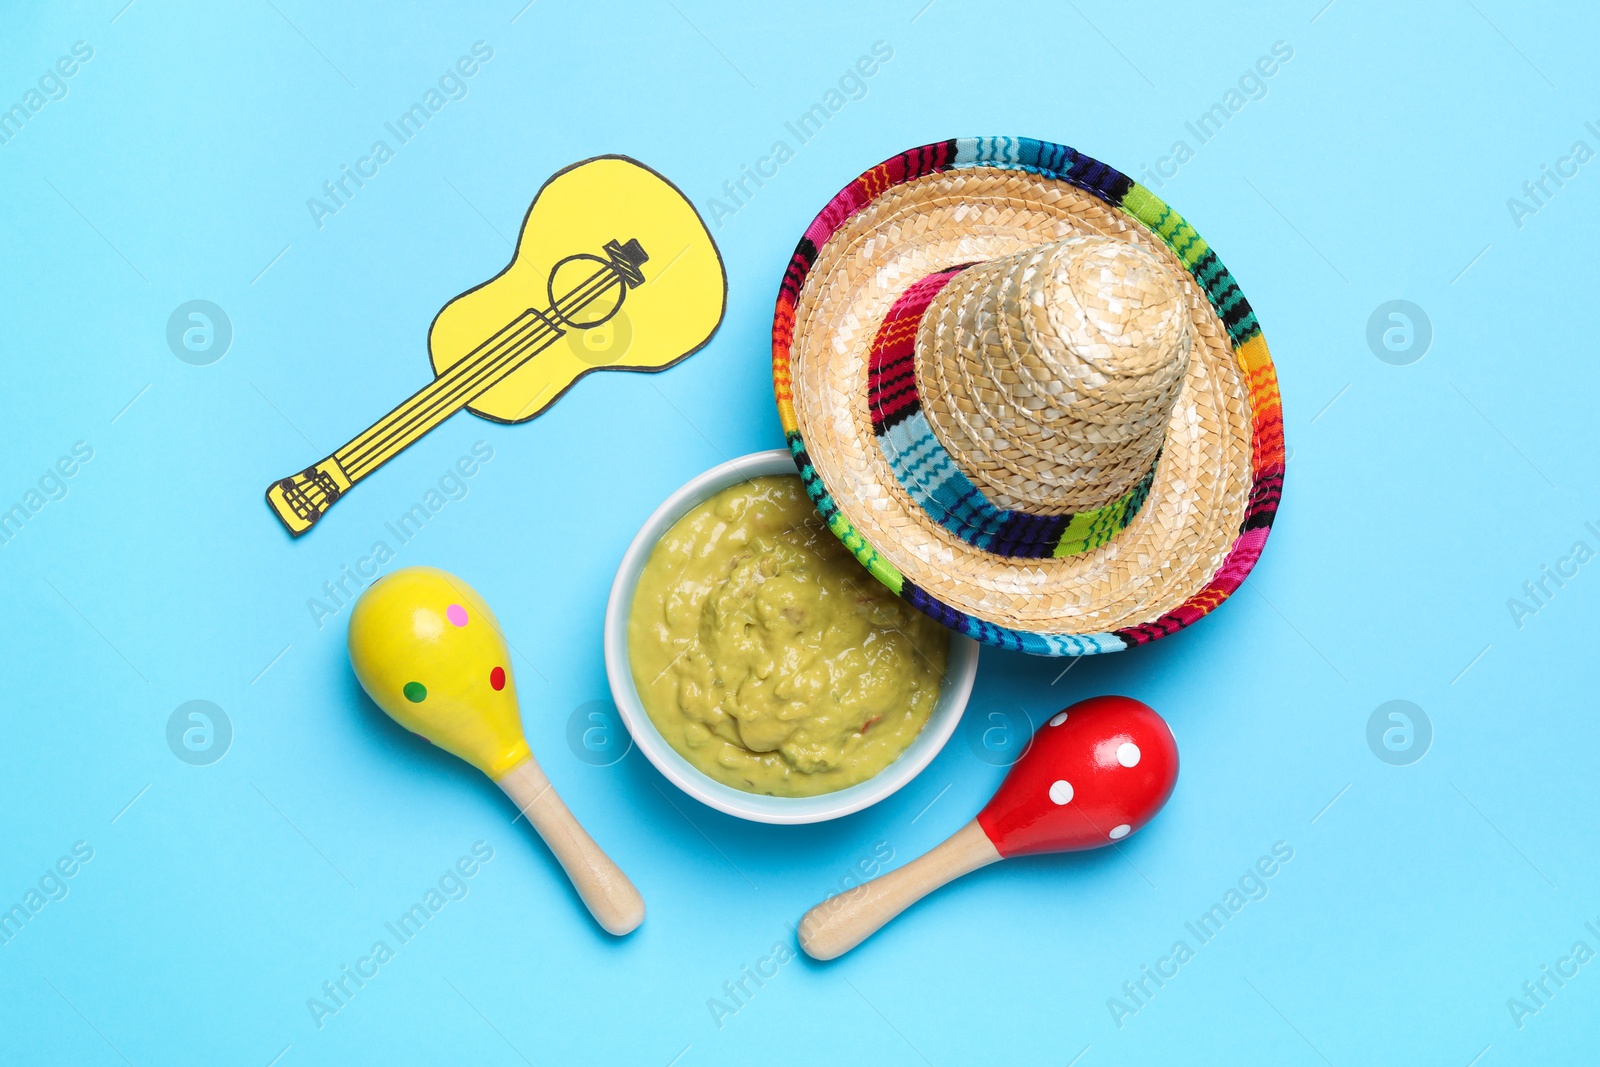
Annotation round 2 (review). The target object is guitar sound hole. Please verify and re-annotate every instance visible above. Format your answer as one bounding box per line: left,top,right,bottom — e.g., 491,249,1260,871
547,254,625,330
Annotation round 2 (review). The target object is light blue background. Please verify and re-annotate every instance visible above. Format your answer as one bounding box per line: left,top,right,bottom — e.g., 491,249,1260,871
2,1,1596,1063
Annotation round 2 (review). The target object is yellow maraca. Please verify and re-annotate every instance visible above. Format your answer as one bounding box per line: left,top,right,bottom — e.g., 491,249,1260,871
348,566,644,935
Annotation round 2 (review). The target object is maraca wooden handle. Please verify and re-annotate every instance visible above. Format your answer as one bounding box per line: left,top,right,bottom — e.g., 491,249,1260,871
798,819,999,960
497,756,645,936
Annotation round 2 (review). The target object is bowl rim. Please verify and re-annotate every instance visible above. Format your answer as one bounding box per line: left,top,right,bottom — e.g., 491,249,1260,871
604,448,979,824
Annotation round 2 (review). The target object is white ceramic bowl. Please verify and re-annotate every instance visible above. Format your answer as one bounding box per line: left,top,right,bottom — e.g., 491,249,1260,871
604,449,979,824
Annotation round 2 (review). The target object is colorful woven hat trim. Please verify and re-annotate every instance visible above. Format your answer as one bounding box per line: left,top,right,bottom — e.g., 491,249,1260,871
772,136,1285,657
866,264,1157,561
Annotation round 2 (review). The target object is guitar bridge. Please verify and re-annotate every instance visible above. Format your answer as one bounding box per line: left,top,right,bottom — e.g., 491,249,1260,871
603,238,649,289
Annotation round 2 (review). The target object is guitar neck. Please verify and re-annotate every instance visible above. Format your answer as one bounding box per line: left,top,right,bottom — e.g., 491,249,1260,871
335,308,561,483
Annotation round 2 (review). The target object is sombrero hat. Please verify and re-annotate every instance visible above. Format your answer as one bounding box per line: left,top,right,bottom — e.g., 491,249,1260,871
771,137,1283,656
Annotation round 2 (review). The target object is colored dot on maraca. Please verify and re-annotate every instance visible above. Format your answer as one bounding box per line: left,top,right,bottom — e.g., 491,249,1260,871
348,566,644,935
799,695,1179,959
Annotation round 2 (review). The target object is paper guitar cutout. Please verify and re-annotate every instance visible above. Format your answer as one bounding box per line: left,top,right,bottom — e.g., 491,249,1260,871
266,156,727,536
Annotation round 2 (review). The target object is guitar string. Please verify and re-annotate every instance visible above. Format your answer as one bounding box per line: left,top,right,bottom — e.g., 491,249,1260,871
335,294,567,466
336,267,620,478
336,266,620,477
337,267,617,475
337,272,614,480
336,314,546,477
280,269,615,517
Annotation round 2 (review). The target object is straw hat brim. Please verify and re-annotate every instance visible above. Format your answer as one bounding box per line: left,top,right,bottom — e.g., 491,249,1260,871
772,138,1284,656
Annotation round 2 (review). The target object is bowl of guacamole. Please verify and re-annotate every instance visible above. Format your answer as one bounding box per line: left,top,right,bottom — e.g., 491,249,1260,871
605,450,978,824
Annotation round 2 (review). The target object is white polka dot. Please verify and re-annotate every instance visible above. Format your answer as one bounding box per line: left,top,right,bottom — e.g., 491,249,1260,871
1048,712,1068,727
1048,780,1074,805
1109,824,1131,840
1116,742,1141,767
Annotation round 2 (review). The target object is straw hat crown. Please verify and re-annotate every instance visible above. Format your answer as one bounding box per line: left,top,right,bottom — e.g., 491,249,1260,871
916,235,1193,514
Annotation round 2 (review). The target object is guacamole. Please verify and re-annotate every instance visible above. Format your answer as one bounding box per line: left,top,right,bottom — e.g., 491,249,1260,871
627,475,949,797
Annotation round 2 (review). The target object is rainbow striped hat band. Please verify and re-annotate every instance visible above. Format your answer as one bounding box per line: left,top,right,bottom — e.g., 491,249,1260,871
772,137,1284,656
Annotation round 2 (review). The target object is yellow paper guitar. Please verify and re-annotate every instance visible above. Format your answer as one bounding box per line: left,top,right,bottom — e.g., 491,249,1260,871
266,156,726,536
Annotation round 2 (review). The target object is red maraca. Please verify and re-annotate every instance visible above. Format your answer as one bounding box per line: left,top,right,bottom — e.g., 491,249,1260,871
798,696,1178,959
